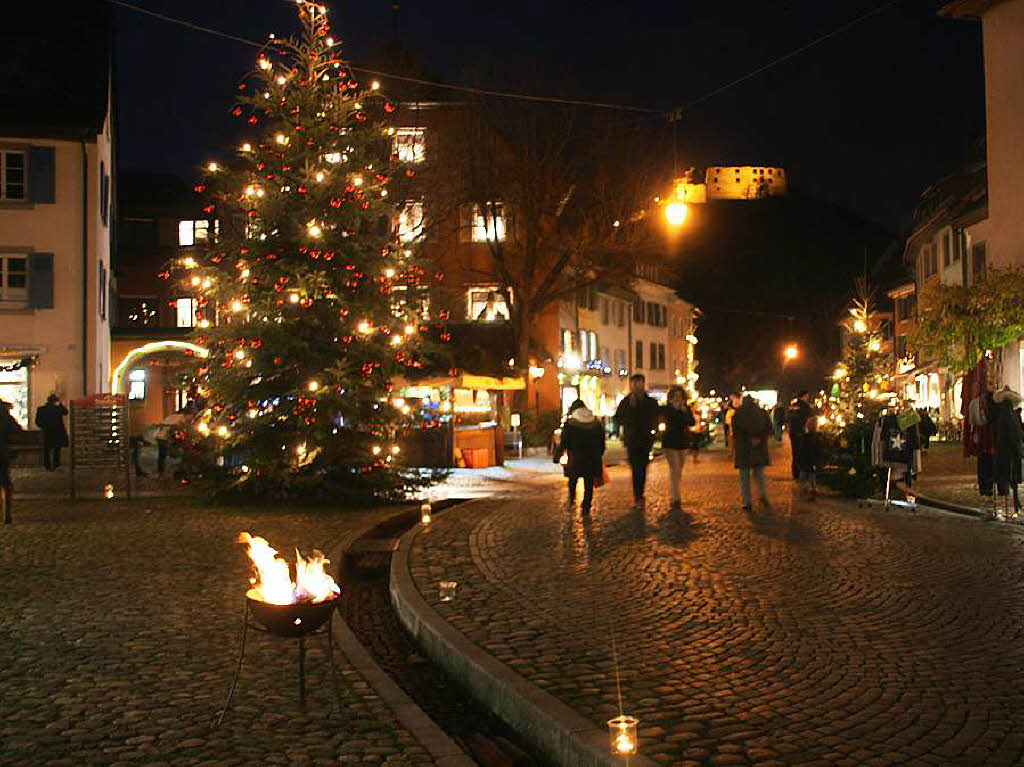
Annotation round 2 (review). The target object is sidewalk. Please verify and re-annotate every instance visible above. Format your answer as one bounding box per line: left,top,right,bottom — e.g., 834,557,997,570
913,442,1001,515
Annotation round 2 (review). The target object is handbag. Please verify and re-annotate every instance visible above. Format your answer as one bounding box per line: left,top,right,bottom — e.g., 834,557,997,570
897,407,921,431
595,462,610,488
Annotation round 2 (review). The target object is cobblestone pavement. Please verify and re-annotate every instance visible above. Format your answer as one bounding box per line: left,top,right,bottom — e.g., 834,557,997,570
409,444,1024,766
0,499,440,766
915,443,994,511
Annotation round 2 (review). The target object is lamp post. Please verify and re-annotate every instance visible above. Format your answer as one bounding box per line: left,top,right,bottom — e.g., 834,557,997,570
781,344,799,402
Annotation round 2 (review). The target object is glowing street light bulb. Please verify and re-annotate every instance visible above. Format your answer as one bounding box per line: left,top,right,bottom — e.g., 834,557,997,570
665,201,688,226
783,344,799,362
308,380,319,392
207,161,219,172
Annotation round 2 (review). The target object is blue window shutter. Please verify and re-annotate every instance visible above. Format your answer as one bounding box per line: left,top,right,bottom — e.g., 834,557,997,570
29,145,56,204
29,252,54,309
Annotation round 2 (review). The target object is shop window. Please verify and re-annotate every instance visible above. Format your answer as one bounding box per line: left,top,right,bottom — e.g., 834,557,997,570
128,369,146,401
0,359,29,426
467,286,511,322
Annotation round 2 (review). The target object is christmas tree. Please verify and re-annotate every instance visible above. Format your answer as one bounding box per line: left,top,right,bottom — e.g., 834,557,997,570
177,1,439,501
834,279,890,422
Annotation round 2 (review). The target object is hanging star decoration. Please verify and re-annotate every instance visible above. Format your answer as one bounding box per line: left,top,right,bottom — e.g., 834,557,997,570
890,432,905,451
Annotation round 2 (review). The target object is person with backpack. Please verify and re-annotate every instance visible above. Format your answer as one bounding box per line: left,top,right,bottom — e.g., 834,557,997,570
560,399,606,515
661,386,696,509
731,392,773,511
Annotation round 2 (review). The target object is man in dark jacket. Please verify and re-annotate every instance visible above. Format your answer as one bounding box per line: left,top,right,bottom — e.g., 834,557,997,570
0,399,23,524
614,374,661,506
561,399,606,514
732,393,773,511
35,393,69,471
787,390,813,480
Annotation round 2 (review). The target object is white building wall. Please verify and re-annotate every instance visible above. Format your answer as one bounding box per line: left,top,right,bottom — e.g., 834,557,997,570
0,121,111,426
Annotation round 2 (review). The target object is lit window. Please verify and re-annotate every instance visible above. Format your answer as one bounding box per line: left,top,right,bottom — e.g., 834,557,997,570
461,203,506,243
0,358,29,426
467,286,511,322
395,201,424,243
128,369,146,401
176,297,197,328
0,151,26,201
393,127,426,163
178,220,211,247
0,254,28,307
120,297,158,327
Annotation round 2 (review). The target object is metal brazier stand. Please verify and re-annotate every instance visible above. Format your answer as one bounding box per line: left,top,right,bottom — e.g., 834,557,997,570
213,593,343,728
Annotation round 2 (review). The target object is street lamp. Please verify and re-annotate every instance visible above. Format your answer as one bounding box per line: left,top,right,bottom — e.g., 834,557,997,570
664,201,688,226
783,344,799,362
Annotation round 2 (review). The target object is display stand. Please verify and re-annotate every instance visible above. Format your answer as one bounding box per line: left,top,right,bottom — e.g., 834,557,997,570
70,394,131,500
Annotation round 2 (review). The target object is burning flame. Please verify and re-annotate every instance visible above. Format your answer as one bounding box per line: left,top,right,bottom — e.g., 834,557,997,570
237,532,340,605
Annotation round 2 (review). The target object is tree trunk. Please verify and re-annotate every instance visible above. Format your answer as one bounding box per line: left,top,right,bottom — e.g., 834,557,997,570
512,306,532,412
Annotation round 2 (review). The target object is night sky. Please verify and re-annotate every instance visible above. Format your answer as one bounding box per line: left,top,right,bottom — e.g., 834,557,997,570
115,0,985,230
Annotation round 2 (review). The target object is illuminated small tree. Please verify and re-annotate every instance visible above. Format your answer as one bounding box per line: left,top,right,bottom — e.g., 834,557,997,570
834,279,889,420
177,1,440,501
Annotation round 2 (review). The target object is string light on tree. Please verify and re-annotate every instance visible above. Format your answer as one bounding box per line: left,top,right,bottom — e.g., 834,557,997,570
172,0,443,500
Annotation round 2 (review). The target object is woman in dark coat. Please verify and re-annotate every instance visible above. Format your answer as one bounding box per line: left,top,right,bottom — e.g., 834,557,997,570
560,399,606,514
731,392,773,511
988,387,1023,512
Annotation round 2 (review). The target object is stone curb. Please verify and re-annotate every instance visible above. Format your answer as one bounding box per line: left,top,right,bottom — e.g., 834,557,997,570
331,514,476,767
390,500,657,767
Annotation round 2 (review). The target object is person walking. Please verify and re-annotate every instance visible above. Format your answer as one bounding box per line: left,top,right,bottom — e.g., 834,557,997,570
772,401,786,443
662,386,696,508
732,392,773,511
0,400,23,524
34,393,69,471
614,374,661,507
787,390,813,480
722,398,733,448
690,401,703,464
798,416,825,500
560,399,606,515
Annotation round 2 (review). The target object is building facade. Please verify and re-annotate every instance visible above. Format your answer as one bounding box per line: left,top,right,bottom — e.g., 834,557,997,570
943,0,1024,392
0,15,113,428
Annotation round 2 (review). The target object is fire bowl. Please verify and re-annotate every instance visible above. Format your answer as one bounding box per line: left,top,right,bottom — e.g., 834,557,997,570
246,592,339,637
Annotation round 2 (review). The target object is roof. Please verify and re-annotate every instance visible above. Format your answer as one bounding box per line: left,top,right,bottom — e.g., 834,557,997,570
0,1,111,140
939,0,1006,18
902,159,987,263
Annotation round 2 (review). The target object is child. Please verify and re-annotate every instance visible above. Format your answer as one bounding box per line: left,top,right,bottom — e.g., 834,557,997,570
799,416,825,500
